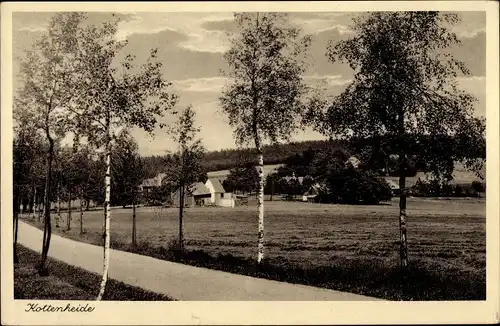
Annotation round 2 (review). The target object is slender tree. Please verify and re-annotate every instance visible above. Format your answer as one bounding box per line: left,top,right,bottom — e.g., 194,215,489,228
69,15,178,300
165,106,205,253
318,12,485,268
15,13,85,275
111,130,145,247
13,115,43,263
220,13,313,263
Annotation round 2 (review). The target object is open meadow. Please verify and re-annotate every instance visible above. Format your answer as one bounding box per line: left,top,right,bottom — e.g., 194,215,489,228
22,197,485,273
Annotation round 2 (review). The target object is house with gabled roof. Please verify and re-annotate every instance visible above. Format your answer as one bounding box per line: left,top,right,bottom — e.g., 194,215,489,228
205,178,231,206
170,182,212,207
140,173,167,194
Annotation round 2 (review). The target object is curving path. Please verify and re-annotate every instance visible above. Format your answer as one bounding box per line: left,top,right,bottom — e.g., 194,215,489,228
17,221,383,301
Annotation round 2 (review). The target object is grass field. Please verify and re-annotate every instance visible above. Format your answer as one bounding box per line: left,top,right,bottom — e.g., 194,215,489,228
20,197,486,300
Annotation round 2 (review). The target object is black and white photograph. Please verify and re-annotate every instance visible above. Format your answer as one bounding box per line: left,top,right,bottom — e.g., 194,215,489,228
1,1,498,325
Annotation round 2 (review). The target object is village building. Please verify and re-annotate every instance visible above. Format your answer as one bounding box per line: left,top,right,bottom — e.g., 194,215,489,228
205,178,235,207
139,173,166,194
170,182,212,207
168,178,235,208
302,183,322,203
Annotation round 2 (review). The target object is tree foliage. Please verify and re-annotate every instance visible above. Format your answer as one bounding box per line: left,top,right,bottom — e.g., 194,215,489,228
316,12,485,181
111,130,145,206
220,13,314,146
224,162,259,194
164,106,206,192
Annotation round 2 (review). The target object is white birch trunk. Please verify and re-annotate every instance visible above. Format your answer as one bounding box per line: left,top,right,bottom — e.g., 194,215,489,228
257,150,264,264
97,132,111,300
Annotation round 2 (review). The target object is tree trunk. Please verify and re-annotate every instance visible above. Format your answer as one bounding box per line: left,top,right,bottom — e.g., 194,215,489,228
270,178,274,201
67,188,72,231
255,143,265,264
32,187,36,219
80,196,84,234
398,155,409,268
14,185,20,264
97,119,112,301
56,195,60,228
85,198,90,211
132,200,137,247
37,191,43,223
178,183,184,253
39,138,54,276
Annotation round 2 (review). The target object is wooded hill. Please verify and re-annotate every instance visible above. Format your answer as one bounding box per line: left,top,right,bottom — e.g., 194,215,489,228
142,133,485,179
142,140,335,178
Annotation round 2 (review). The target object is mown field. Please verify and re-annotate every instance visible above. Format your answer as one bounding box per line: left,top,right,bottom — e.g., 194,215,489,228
22,197,485,272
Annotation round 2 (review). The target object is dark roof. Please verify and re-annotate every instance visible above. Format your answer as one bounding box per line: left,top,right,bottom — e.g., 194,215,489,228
208,178,225,193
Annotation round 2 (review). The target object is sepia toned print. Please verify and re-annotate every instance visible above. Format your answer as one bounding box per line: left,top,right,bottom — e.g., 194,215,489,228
2,2,499,326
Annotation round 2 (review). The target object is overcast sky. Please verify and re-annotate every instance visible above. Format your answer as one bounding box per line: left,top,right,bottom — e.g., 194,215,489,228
12,11,486,156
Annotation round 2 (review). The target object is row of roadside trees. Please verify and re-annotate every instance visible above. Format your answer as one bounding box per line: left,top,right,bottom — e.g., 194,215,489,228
13,11,485,299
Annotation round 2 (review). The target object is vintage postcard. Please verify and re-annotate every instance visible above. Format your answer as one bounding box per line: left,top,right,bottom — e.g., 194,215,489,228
1,1,499,325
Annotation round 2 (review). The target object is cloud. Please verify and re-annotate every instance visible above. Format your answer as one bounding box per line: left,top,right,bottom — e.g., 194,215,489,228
452,11,486,39
18,26,47,33
456,76,485,82
171,74,351,94
291,18,354,35
201,19,237,33
304,74,352,87
115,12,234,53
172,77,230,93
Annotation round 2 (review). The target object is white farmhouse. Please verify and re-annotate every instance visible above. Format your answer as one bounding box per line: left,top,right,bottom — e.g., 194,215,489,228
205,178,235,207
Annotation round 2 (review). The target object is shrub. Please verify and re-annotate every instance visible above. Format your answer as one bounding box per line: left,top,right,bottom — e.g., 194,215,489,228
441,183,454,197
320,167,393,204
412,180,481,198
464,186,479,198
454,184,464,197
412,179,429,197
471,181,485,193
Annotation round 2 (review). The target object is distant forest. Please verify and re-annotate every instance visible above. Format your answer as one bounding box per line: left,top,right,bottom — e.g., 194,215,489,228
142,140,336,178
142,133,485,179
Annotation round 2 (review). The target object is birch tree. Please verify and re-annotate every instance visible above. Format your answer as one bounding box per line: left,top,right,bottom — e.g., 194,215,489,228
220,13,312,263
70,16,178,300
15,13,85,275
318,12,485,268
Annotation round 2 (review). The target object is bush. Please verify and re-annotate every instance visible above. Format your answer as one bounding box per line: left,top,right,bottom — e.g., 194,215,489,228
454,184,464,197
319,167,393,204
471,181,485,193
412,180,481,198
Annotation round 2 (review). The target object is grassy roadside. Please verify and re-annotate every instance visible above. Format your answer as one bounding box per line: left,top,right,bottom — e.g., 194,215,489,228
21,215,485,301
14,245,174,301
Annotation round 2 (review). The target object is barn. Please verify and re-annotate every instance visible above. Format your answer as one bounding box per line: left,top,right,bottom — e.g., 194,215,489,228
170,182,212,207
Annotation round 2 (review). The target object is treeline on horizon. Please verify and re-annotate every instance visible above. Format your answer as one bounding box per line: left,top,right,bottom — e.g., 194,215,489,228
141,132,485,179
141,139,334,178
